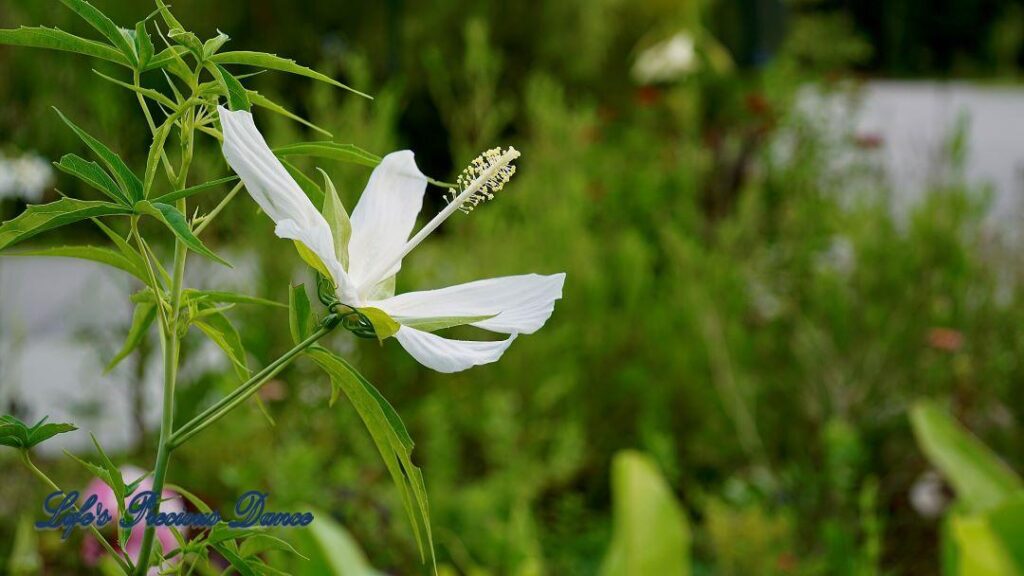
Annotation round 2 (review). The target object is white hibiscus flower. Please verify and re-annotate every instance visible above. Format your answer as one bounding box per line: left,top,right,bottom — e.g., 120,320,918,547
218,107,565,372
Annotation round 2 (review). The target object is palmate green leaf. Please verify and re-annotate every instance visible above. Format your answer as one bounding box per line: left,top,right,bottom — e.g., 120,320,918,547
152,175,239,205
600,451,691,576
0,26,128,65
54,108,143,203
2,245,146,282
58,0,137,67
275,142,382,169
318,169,351,269
0,415,78,449
54,153,129,204
910,401,1024,513
193,310,249,381
208,51,371,99
105,302,156,373
0,198,132,251
135,201,230,266
305,347,434,568
210,62,251,112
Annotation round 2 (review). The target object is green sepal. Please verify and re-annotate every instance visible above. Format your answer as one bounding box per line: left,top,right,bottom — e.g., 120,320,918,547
317,168,351,270
358,307,401,341
400,313,498,333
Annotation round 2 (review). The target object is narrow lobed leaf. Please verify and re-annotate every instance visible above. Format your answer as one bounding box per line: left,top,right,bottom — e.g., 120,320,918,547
0,198,132,252
54,153,129,205
0,26,129,65
54,108,143,203
105,302,157,373
59,0,138,66
210,62,251,112
208,50,372,99
274,142,382,169
152,175,239,205
2,245,146,282
135,201,230,266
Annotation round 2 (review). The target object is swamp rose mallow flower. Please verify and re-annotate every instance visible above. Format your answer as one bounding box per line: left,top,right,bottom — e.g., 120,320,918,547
218,107,565,373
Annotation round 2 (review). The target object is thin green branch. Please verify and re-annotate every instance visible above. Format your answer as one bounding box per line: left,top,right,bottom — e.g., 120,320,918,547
193,181,243,236
168,324,335,450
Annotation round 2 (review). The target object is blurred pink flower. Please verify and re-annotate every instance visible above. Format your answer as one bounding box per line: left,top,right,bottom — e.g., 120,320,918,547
927,327,964,352
80,465,185,574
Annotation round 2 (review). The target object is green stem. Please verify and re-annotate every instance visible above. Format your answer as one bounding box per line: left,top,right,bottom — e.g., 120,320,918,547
168,325,334,450
19,451,135,575
133,105,196,576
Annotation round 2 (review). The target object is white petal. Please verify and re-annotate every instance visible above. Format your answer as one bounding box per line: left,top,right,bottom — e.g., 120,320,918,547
394,326,517,373
218,107,355,299
371,273,566,335
347,151,427,290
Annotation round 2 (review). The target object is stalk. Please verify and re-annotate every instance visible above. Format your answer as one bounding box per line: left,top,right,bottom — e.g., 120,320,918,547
133,105,196,576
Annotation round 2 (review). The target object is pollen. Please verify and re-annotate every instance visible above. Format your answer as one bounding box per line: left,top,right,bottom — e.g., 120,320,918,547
447,146,520,213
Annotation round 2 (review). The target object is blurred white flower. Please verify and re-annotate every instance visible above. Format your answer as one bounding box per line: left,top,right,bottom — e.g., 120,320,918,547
814,236,856,277
632,32,698,85
909,470,949,519
0,151,53,203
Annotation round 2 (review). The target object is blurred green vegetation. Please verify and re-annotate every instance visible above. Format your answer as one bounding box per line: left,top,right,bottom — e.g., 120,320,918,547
3,0,1024,574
